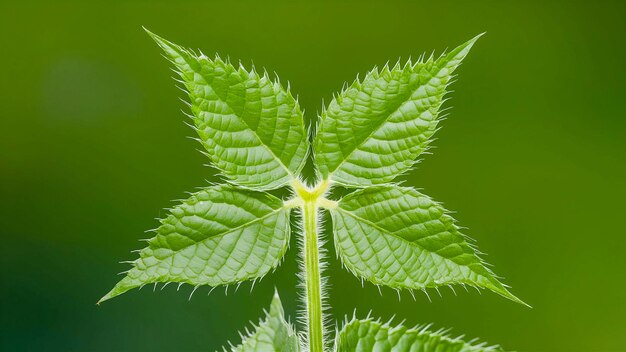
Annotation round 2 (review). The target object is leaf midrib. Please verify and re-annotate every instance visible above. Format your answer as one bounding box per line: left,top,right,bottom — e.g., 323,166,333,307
183,52,298,183
323,60,445,179
152,207,286,262
334,206,488,283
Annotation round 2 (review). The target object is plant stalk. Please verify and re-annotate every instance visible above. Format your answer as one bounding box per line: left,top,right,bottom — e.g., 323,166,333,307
303,199,324,352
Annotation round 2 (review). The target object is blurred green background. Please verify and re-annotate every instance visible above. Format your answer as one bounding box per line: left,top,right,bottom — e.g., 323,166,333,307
1,0,625,351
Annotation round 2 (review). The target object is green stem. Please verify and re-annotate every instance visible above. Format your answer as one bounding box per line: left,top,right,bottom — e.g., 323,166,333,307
303,199,324,352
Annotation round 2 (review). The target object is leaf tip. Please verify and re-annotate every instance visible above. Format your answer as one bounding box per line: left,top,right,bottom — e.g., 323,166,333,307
474,31,487,40
143,28,180,55
269,288,285,316
142,26,162,43
97,288,120,305
96,293,111,305
513,295,532,309
444,32,485,63
460,32,484,51
97,277,138,304
272,286,281,299
496,286,531,308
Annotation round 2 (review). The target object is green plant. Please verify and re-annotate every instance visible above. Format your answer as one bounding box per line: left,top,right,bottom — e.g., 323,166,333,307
100,30,527,351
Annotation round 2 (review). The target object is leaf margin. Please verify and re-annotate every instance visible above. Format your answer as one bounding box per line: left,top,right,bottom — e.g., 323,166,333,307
328,184,528,306
98,184,292,304
229,290,300,352
313,33,484,188
334,315,506,352
145,28,310,191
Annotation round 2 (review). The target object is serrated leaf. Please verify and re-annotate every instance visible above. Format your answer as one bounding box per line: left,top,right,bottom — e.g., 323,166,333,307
329,185,525,304
314,35,481,187
230,291,300,352
147,30,309,191
99,185,291,303
335,318,504,352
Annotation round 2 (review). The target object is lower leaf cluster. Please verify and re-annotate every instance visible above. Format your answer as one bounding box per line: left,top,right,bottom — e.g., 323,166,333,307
230,291,504,352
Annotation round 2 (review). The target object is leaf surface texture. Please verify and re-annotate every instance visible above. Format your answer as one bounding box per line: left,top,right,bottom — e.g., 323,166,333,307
231,291,300,352
150,31,309,190
335,318,504,352
314,35,481,187
100,185,290,302
330,185,522,303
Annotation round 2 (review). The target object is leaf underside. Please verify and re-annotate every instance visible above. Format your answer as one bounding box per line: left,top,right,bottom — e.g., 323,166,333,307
230,291,300,352
335,318,504,352
330,185,524,304
148,30,308,191
100,185,290,303
314,34,482,187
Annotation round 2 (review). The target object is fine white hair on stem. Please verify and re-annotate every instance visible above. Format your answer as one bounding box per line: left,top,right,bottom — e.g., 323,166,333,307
293,177,333,352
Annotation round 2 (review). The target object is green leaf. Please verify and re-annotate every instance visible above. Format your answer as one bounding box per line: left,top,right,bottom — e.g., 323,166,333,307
314,34,481,187
230,291,300,352
99,185,291,303
147,30,309,191
329,185,525,305
335,317,504,352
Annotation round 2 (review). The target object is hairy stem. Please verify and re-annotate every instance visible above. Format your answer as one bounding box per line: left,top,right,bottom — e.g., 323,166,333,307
303,199,324,352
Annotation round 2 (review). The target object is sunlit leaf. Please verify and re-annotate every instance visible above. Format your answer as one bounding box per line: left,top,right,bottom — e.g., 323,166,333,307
330,185,524,304
100,185,290,302
148,30,309,191
335,317,504,352
314,35,481,187
230,291,300,352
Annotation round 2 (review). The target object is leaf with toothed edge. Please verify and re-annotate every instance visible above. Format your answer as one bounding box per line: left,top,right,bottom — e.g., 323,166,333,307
100,30,526,352
146,29,309,191
314,34,482,188
335,317,505,352
99,185,291,303
329,185,526,305
229,291,300,352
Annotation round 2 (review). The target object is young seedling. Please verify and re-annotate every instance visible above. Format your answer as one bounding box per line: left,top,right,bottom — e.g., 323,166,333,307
100,30,527,351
